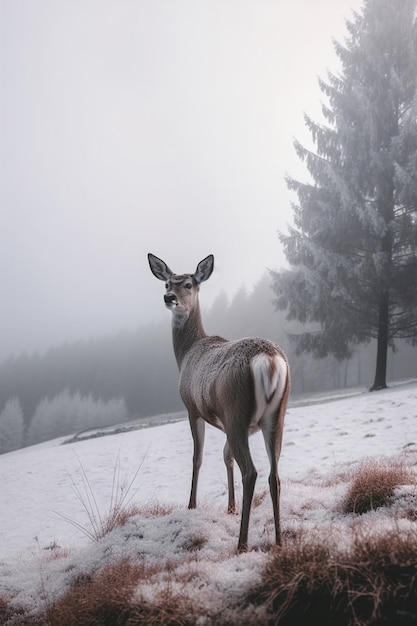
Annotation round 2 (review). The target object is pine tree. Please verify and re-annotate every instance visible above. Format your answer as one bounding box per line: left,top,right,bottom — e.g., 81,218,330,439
0,398,24,454
272,0,417,390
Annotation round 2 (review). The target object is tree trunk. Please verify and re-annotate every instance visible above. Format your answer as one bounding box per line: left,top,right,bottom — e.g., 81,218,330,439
370,291,389,391
343,359,349,388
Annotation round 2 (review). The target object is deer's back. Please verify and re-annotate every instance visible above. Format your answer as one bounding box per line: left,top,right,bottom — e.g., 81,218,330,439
179,335,287,428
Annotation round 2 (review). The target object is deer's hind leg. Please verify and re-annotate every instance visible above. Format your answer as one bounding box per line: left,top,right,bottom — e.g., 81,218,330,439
262,421,284,546
228,431,257,552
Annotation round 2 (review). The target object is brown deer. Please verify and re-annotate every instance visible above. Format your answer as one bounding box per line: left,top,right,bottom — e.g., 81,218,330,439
148,253,290,551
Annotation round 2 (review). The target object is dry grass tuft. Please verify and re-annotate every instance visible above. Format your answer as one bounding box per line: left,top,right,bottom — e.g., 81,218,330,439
248,530,417,626
27,559,200,626
181,533,207,552
56,452,145,542
0,596,18,626
136,502,177,517
41,559,158,626
340,459,414,515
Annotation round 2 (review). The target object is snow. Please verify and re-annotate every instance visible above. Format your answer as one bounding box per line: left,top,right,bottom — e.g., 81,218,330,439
1,379,417,617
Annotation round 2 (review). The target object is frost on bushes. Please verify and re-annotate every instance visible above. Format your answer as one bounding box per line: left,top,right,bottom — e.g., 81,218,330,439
0,397,24,454
27,390,129,445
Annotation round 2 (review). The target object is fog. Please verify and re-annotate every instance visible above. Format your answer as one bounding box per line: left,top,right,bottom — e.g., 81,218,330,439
0,0,362,359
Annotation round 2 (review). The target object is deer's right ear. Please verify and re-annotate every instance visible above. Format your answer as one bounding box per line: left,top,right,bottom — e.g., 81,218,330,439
148,253,173,281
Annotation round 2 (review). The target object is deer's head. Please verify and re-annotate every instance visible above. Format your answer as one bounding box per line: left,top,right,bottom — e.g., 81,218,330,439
148,253,214,323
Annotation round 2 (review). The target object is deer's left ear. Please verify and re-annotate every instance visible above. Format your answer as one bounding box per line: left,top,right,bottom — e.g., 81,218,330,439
194,255,214,283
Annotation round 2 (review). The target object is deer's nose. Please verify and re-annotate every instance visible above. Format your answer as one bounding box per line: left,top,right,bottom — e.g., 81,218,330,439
164,293,178,305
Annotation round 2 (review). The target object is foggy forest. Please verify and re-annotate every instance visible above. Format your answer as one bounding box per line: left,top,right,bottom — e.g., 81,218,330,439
0,273,415,455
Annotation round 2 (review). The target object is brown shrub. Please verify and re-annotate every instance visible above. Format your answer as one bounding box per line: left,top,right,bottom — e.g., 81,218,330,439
34,559,192,626
181,533,207,552
40,559,141,626
341,459,414,515
0,596,17,625
248,530,417,626
28,558,208,626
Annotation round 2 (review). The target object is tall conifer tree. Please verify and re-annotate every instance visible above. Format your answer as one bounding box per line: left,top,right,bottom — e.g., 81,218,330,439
272,0,417,390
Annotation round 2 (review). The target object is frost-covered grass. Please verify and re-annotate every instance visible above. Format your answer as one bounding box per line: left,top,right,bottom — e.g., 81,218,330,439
1,380,417,624
55,451,145,543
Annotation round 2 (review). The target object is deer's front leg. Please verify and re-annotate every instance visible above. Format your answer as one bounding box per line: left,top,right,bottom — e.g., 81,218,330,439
223,439,236,514
188,415,205,509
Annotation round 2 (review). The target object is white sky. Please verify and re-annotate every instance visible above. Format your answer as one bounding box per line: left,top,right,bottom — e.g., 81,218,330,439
0,0,363,358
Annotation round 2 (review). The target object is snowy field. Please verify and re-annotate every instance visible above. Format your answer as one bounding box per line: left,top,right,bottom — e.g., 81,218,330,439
1,379,417,618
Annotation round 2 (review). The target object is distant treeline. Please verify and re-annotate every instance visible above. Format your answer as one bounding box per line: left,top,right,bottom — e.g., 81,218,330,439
0,274,415,452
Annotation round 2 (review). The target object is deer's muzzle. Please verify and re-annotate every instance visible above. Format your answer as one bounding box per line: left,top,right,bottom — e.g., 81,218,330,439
164,293,178,307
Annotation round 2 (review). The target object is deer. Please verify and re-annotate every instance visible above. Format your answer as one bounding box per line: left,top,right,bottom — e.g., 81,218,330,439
148,253,290,552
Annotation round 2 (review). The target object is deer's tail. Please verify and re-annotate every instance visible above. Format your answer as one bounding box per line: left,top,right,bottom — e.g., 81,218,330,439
251,353,289,426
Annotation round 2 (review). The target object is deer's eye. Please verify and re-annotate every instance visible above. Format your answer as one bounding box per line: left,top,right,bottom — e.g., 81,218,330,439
165,283,169,289
185,282,193,290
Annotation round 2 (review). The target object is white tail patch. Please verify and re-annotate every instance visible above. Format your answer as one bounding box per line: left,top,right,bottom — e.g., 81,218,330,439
250,353,287,431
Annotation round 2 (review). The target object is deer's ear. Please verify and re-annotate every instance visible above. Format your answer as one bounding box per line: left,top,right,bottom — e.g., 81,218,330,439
148,253,173,281
194,255,214,283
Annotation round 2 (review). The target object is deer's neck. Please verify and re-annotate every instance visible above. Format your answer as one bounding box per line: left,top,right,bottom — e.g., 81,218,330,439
172,306,207,368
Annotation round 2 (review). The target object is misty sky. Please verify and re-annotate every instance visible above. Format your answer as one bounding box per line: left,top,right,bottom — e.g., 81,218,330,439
1,0,362,359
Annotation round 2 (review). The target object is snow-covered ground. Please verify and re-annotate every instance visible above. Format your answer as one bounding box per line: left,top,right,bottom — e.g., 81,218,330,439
1,380,417,617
